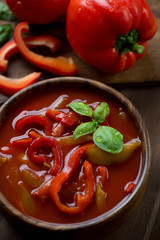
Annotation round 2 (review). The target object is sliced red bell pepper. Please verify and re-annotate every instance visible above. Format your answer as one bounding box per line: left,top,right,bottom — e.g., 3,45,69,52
124,182,136,194
32,143,93,202
28,130,43,139
50,160,94,214
15,115,52,135
11,137,33,148
14,22,78,76
46,109,75,126
0,72,41,96
97,166,108,186
63,143,94,177
0,35,61,74
27,137,62,175
32,178,52,202
52,123,64,137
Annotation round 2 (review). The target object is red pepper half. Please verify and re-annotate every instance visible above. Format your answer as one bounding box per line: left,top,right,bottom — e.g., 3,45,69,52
0,36,61,74
14,22,78,76
27,137,62,175
15,115,52,135
50,160,94,214
0,72,41,96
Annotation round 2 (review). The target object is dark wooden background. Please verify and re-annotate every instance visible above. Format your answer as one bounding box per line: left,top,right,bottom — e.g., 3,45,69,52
0,0,160,239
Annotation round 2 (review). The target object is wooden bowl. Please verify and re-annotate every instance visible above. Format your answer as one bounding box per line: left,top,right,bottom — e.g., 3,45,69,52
0,77,151,239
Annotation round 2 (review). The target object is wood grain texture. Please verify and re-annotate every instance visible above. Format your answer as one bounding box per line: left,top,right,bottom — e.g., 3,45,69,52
0,0,160,239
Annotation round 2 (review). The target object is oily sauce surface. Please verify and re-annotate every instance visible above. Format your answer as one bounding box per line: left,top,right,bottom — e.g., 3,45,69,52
0,87,141,223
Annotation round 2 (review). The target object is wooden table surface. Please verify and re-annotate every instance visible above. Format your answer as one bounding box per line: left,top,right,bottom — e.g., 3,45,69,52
0,0,160,239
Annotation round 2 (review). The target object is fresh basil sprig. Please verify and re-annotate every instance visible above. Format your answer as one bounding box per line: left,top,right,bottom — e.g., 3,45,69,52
0,24,13,46
69,101,123,154
0,2,17,21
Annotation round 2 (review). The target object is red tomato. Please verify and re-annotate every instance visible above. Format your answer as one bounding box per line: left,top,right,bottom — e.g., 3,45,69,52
6,0,70,24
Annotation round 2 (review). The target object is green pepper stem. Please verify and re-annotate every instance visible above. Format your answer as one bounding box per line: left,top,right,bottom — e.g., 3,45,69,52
131,43,145,55
115,30,145,55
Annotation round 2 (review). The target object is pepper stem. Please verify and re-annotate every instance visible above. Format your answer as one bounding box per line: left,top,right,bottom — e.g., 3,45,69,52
131,43,145,55
115,30,145,55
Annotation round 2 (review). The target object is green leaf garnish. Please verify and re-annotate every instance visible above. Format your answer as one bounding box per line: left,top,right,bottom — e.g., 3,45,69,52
93,102,110,124
0,2,17,21
93,126,123,154
69,102,93,117
0,24,13,46
73,122,97,140
69,101,124,154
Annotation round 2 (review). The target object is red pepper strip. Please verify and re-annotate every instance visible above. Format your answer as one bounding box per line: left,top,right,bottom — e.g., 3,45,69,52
46,109,75,126
97,166,108,186
63,143,94,177
125,182,136,194
11,138,33,148
0,36,61,74
28,130,43,139
32,143,93,201
32,178,52,202
52,123,64,137
0,72,41,96
28,137,62,175
50,160,94,214
15,115,52,135
14,22,78,76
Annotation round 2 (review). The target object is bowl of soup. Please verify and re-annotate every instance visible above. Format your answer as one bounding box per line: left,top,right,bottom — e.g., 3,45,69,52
0,77,151,239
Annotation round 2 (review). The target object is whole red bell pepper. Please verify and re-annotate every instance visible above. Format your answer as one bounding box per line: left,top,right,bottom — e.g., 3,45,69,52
6,0,70,24
67,0,157,73
14,22,78,76
0,35,61,74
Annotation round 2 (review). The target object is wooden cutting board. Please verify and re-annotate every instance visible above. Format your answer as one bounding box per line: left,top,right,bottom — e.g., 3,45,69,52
0,0,159,103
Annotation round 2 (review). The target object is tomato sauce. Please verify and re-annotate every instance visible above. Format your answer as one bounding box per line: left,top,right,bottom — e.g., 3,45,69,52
0,88,142,224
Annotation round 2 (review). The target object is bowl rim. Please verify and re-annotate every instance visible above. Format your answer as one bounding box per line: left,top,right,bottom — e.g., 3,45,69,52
0,76,151,231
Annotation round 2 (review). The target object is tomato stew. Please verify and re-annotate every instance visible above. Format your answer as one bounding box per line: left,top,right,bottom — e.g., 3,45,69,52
0,87,142,224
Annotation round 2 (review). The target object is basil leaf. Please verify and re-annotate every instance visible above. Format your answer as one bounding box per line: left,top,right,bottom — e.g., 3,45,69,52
0,24,13,46
69,102,93,117
0,2,17,21
73,121,97,139
93,102,110,124
93,126,123,154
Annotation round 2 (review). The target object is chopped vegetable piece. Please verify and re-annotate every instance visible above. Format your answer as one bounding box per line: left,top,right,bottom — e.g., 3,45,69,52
50,160,94,214
11,137,33,148
20,165,44,188
32,178,52,202
28,137,62,175
56,134,92,146
124,182,136,194
18,182,36,215
96,183,107,211
15,115,52,135
14,22,78,76
86,139,141,165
